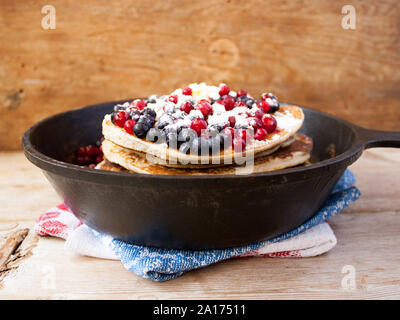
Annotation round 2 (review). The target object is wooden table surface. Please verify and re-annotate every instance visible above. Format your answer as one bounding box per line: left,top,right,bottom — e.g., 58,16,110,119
0,148,399,299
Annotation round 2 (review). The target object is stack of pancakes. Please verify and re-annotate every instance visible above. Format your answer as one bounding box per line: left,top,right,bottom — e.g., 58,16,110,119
97,107,312,175
97,85,313,175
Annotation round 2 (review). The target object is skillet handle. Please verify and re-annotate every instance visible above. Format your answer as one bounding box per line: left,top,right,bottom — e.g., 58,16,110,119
356,127,400,149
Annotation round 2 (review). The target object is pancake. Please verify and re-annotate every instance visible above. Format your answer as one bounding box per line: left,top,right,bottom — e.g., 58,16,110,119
95,159,128,172
102,105,304,166
100,134,313,175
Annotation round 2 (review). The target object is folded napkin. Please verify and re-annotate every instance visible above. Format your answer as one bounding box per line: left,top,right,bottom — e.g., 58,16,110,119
35,170,360,281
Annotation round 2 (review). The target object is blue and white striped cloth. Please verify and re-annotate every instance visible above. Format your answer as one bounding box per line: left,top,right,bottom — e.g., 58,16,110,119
90,169,360,281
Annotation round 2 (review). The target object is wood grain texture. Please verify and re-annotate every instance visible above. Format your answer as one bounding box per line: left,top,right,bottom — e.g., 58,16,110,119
0,148,399,299
1,0,400,150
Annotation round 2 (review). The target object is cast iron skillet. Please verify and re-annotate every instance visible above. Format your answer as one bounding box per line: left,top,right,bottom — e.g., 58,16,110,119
22,101,400,249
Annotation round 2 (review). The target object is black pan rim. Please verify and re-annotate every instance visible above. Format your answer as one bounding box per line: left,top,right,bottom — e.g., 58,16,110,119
22,100,365,181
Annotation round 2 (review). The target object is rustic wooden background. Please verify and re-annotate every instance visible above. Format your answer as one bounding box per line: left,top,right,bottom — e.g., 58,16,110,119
0,0,399,150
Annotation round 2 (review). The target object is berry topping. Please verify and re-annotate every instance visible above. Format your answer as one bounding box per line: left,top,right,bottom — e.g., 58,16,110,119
258,100,271,113
195,100,212,117
221,95,235,111
168,95,178,104
114,111,129,127
262,115,277,133
254,128,268,140
182,87,192,96
219,84,230,96
109,84,282,155
124,119,136,134
190,118,208,136
236,89,247,97
180,101,194,114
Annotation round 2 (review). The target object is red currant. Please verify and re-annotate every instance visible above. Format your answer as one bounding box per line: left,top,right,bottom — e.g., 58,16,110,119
182,87,192,95
85,145,98,157
76,146,87,156
124,119,136,134
219,84,230,96
237,89,247,97
258,100,271,113
262,115,277,133
248,117,263,130
190,118,208,136
254,128,268,140
228,116,236,127
222,95,235,111
95,155,103,163
195,100,212,117
168,95,178,104
180,101,194,114
130,99,147,110
254,109,264,119
114,111,129,127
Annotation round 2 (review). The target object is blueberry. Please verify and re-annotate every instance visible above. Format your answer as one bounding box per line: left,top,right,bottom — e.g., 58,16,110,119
269,100,280,113
142,108,156,118
246,99,256,108
130,110,141,122
113,104,126,112
133,122,150,138
238,96,248,102
138,114,155,128
111,112,116,124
